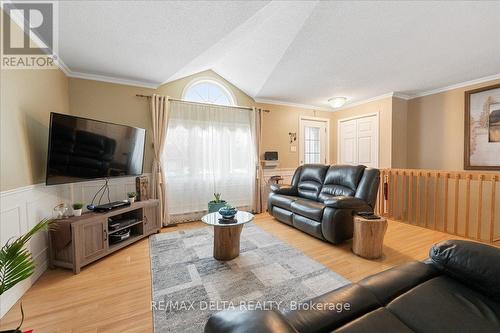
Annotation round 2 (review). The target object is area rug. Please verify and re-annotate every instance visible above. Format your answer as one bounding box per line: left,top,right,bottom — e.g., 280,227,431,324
149,223,350,333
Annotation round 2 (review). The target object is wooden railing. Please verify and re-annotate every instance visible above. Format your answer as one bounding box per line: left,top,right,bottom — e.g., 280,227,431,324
375,169,500,244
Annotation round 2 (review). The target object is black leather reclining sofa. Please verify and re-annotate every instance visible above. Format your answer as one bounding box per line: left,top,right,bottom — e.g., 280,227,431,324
268,164,380,244
205,240,500,333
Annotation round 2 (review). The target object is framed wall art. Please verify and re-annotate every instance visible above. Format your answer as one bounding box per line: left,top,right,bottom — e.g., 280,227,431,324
464,83,500,170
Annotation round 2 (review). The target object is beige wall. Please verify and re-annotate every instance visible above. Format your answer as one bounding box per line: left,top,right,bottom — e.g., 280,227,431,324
257,103,335,168
391,97,408,168
4,60,498,192
68,78,156,172
68,70,256,173
407,78,500,170
0,69,69,191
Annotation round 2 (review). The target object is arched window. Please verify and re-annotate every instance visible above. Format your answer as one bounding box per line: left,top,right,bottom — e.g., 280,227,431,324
182,79,236,106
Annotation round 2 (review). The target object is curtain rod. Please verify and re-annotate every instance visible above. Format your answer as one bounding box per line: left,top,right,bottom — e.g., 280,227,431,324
136,94,269,112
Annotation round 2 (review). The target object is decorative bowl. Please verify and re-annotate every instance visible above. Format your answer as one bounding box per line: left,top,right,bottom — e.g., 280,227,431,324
218,205,237,219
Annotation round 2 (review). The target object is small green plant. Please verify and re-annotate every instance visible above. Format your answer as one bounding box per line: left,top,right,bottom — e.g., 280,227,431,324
127,192,136,198
213,193,222,203
72,202,83,210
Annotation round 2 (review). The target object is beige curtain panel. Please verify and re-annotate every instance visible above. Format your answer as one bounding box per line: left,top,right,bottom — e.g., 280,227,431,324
253,107,264,213
151,94,170,226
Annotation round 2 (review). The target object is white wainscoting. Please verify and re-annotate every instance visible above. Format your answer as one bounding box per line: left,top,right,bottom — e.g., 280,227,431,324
262,168,297,211
0,183,69,317
0,175,149,318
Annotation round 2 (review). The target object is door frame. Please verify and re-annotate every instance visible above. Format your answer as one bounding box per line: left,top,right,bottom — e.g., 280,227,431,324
337,112,380,167
298,116,330,165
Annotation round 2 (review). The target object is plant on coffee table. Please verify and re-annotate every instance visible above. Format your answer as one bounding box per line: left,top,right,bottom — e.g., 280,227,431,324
208,193,227,213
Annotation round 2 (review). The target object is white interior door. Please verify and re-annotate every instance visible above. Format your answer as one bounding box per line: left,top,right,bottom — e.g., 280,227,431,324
299,119,328,165
338,114,378,168
339,120,357,165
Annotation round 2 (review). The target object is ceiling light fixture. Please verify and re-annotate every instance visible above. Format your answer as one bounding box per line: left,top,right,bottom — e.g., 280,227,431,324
328,97,347,108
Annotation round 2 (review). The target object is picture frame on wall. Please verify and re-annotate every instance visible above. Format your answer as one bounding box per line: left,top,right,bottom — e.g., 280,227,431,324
464,83,500,170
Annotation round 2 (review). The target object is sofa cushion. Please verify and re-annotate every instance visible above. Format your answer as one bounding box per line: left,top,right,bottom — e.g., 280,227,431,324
387,276,500,333
291,199,325,221
319,186,354,200
205,309,299,333
269,194,298,210
333,308,413,333
272,206,293,226
292,214,324,239
319,165,365,202
297,164,329,200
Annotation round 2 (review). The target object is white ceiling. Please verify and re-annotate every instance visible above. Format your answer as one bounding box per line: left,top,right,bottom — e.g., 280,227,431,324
55,0,500,108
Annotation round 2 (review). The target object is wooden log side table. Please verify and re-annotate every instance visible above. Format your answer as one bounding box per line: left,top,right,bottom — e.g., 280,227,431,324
201,211,254,261
352,215,387,259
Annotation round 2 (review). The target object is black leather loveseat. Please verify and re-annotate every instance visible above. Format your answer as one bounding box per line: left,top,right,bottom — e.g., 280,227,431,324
268,164,379,244
205,240,500,333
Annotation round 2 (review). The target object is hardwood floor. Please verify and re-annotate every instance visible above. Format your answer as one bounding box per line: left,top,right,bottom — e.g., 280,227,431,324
0,213,470,332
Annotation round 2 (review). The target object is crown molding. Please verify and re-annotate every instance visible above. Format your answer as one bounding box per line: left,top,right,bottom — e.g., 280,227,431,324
66,71,160,89
392,92,412,100
410,73,500,98
6,3,498,105
254,98,331,111
54,56,72,76
331,92,396,112
254,92,411,112
2,3,159,89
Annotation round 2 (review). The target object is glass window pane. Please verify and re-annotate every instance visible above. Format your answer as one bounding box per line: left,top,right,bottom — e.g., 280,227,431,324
184,81,234,106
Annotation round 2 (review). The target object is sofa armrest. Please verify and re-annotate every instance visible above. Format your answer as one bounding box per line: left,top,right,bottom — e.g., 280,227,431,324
205,310,298,333
429,240,500,301
270,184,297,196
323,196,371,210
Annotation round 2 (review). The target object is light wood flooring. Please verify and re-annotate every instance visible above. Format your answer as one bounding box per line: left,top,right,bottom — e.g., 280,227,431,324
0,213,470,332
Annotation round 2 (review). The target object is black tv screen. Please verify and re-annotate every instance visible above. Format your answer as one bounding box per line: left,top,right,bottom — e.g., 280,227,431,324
46,113,146,185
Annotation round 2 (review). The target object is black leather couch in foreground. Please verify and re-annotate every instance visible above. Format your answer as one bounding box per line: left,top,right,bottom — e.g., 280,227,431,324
205,240,500,333
268,164,379,244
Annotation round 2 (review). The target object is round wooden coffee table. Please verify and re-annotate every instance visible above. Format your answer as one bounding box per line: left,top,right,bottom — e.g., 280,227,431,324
352,215,387,259
201,211,254,261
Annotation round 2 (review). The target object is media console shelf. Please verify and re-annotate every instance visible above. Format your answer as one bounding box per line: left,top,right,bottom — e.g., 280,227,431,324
49,199,160,274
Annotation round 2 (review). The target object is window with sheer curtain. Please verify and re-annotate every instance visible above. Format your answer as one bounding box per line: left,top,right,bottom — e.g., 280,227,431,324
163,100,256,223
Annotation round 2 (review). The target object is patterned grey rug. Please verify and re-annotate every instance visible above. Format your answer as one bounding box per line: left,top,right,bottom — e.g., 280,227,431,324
149,223,350,333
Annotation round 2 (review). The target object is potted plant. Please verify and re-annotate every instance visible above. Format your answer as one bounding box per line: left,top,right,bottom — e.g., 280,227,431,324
127,192,136,203
208,193,226,213
0,218,52,333
72,203,83,217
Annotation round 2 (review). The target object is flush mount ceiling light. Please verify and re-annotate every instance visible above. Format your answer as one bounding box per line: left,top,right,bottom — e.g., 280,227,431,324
328,97,347,108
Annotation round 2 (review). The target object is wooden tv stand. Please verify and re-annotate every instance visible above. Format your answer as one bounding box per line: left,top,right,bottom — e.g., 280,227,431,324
49,199,160,274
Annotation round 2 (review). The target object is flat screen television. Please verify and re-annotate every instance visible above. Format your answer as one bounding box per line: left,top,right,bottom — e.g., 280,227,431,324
46,113,146,185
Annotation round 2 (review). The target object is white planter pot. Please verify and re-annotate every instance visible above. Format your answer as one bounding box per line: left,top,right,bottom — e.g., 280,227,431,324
73,209,82,217
128,197,136,203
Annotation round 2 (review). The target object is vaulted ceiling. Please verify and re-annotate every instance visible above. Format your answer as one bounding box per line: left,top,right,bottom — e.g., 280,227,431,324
57,0,500,108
